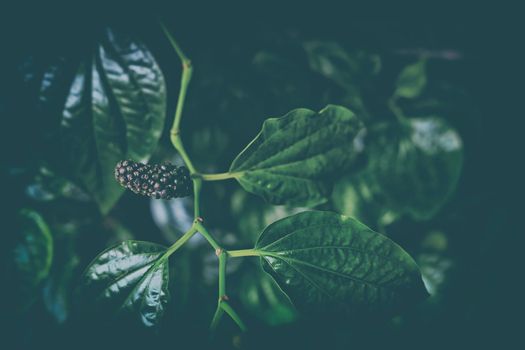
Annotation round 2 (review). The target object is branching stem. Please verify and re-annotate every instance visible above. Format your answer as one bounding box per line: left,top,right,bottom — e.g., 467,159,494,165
161,20,247,333
194,221,221,251
162,226,198,260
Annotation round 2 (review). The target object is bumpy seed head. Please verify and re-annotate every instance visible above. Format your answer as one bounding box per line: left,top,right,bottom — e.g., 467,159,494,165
114,160,192,199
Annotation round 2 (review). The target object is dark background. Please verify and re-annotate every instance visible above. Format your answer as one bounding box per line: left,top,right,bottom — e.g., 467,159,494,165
1,2,522,349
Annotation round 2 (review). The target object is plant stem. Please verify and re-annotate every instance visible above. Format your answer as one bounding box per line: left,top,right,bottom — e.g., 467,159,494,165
388,96,408,124
221,302,247,332
161,20,247,334
160,21,197,176
228,248,261,258
209,250,227,331
210,250,248,332
196,172,241,181
193,178,202,218
194,221,221,251
171,136,197,174
160,21,190,65
160,21,193,134
209,305,224,331
162,226,198,260
218,251,227,297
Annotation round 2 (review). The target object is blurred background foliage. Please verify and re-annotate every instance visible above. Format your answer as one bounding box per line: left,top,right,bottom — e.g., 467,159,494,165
0,3,522,350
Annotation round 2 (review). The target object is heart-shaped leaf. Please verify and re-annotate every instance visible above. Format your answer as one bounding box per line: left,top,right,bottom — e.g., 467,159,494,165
394,59,427,99
333,117,463,224
254,211,428,316
52,28,166,213
230,105,365,207
79,241,170,328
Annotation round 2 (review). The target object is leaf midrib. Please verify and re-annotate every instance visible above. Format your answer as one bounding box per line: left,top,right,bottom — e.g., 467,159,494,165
243,138,355,179
234,115,354,171
262,253,385,289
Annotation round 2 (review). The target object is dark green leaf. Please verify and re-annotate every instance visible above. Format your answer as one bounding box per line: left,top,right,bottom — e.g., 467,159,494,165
230,105,365,207
12,209,54,311
255,211,427,315
304,42,380,117
333,117,463,223
58,28,166,213
26,166,90,202
79,240,170,328
43,253,80,323
304,42,381,89
395,59,427,98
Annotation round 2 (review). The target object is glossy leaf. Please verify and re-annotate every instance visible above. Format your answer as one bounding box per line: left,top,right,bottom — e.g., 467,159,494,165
230,105,365,207
333,117,463,223
255,211,427,315
12,209,54,311
80,240,170,327
395,59,427,98
57,28,166,213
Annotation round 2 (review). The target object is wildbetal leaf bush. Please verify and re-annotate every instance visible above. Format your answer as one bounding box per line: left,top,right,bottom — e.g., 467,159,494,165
14,23,464,334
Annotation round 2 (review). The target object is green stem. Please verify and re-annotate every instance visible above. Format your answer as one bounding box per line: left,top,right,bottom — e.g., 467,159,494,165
388,96,408,124
170,66,192,136
218,251,227,297
210,250,248,332
209,305,224,331
162,226,198,260
209,250,227,331
172,137,197,174
196,172,241,181
194,221,221,251
192,178,202,218
160,21,197,175
161,20,247,334
160,21,190,64
160,21,193,134
228,248,261,258
221,302,247,332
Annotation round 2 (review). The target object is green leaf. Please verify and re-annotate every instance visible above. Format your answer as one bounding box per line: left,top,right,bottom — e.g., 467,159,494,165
41,222,81,324
43,253,80,323
333,117,463,223
255,211,428,315
12,209,54,311
395,59,427,98
79,240,170,328
230,105,365,207
304,42,380,117
239,264,298,326
58,28,166,213
304,42,381,89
